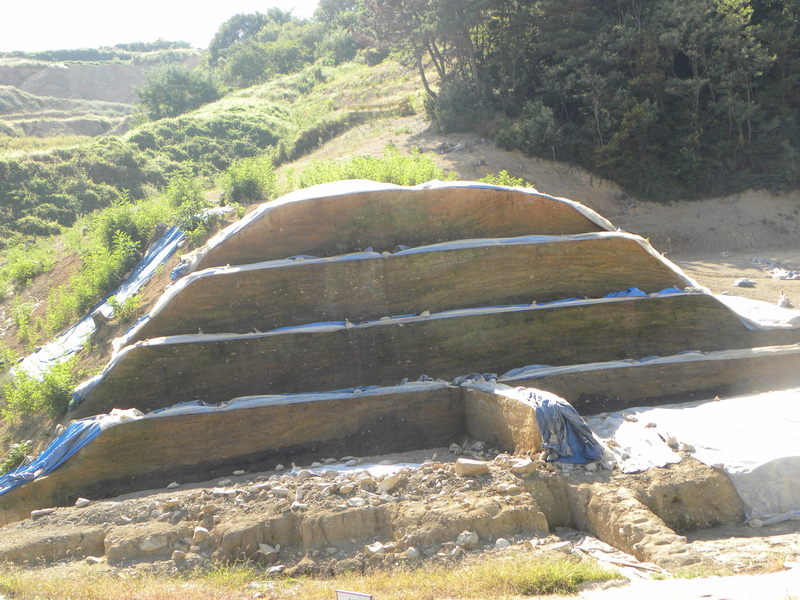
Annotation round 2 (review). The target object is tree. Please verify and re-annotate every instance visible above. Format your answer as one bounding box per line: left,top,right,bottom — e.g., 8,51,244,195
137,65,222,120
208,13,269,66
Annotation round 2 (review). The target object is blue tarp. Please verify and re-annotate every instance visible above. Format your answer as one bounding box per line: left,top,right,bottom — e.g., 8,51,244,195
527,390,604,464
0,419,103,497
17,227,186,377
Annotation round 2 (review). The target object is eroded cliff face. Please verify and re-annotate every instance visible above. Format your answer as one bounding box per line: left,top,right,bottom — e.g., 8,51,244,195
0,55,200,103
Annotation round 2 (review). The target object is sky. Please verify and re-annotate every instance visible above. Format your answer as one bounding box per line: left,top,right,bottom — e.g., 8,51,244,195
0,1,321,52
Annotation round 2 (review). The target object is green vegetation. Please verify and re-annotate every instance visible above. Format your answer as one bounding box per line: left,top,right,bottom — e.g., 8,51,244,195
279,143,450,192
107,294,141,324
477,171,532,188
136,65,222,120
1,357,77,422
221,155,276,203
0,554,621,599
360,0,800,199
0,440,32,475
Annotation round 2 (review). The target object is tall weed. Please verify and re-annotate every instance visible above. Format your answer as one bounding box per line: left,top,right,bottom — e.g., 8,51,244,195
221,155,276,203
279,144,451,193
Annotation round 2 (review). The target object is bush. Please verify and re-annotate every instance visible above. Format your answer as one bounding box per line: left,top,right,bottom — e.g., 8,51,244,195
14,216,61,237
0,239,56,285
0,440,32,475
426,77,488,133
1,358,77,422
221,155,276,203
477,170,532,187
108,294,141,324
137,65,223,120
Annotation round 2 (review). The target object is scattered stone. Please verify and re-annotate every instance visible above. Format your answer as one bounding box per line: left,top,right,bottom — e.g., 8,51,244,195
139,534,168,552
271,487,291,497
347,497,367,507
30,508,55,518
296,469,313,480
495,538,511,549
679,442,696,453
364,542,386,556
258,543,279,562
455,530,479,550
311,461,323,468
166,482,181,489
449,443,463,455
454,458,490,476
749,519,764,528
291,501,309,511
85,556,104,565
192,526,209,544
338,484,355,494
217,478,233,486
734,278,756,288
275,464,285,471
510,458,537,475
171,550,186,563
75,497,92,508
323,458,337,464
267,565,286,575
377,473,404,493
404,546,421,561
585,462,598,472
232,470,246,476
345,459,358,467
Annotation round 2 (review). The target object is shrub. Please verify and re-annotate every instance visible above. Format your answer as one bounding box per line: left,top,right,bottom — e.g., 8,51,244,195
0,440,32,475
0,239,56,285
426,77,488,133
1,358,77,422
221,155,276,203
108,294,141,324
137,65,223,120
165,174,203,207
14,216,61,237
477,170,532,188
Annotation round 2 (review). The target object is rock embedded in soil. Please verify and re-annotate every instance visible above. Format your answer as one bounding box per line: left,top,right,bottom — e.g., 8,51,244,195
454,458,490,476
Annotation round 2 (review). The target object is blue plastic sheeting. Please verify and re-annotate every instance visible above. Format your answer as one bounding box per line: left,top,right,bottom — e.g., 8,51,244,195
18,227,186,378
6,380,453,498
526,390,604,464
0,419,103,497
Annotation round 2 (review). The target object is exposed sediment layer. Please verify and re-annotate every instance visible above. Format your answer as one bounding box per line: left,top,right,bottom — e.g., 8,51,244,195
74,293,800,418
125,232,692,344
185,180,615,273
1,382,546,526
501,344,800,413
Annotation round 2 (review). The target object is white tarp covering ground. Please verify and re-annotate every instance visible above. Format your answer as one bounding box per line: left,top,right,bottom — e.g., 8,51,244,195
588,388,800,525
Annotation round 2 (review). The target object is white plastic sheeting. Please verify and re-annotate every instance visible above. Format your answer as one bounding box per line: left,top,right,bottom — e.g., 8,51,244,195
714,294,800,330
500,344,800,383
17,227,185,377
587,389,800,524
174,179,618,276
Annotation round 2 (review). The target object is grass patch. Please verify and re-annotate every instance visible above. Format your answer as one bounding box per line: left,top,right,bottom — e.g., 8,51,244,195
278,143,452,194
0,555,622,600
1,357,78,422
